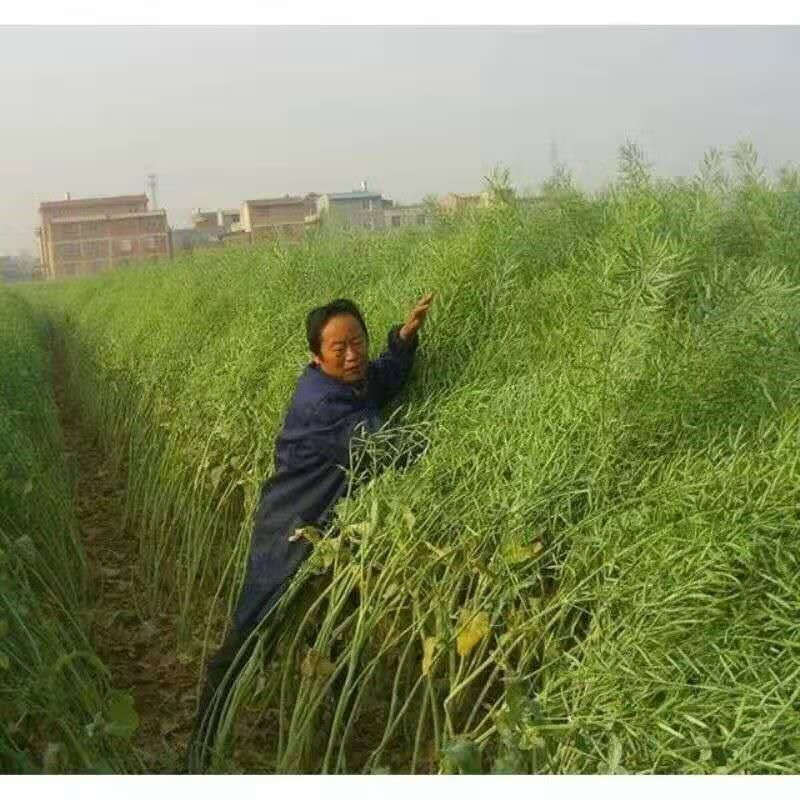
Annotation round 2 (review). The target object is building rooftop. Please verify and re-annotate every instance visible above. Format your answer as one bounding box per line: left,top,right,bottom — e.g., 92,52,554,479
245,196,306,207
40,194,148,211
326,191,383,200
49,210,167,225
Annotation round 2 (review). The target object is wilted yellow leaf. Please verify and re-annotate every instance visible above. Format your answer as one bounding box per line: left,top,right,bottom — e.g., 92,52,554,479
505,540,544,564
422,636,439,676
456,610,490,657
301,649,335,679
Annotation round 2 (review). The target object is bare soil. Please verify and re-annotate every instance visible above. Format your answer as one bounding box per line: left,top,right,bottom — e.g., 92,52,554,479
51,339,199,773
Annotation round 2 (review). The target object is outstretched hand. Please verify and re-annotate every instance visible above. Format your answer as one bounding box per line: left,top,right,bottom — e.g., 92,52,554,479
399,293,434,341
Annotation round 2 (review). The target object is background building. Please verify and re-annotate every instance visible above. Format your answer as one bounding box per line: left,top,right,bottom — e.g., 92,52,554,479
191,208,241,238
37,194,170,279
313,182,386,230
240,194,318,242
384,202,431,229
439,192,489,212
0,255,15,284
0,253,38,283
170,228,223,253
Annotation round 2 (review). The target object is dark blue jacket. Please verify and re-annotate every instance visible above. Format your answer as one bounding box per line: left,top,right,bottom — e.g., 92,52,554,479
232,323,419,633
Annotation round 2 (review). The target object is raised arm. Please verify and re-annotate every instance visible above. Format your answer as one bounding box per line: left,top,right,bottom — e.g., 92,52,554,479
369,293,434,408
368,324,419,407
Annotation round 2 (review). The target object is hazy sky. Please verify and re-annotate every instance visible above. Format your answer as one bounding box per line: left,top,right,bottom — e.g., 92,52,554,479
1,26,799,254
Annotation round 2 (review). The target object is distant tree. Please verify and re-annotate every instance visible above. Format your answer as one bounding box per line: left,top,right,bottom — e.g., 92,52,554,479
617,139,653,190
541,161,575,198
776,162,800,193
422,193,439,213
483,164,516,205
695,147,730,194
730,140,766,188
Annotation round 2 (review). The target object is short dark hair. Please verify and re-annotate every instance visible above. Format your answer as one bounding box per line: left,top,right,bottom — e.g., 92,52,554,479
306,298,369,356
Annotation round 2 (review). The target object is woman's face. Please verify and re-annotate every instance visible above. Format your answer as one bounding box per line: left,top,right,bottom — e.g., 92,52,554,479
313,313,368,383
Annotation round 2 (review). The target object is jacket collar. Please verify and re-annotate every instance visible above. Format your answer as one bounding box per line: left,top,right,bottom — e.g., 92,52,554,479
305,362,367,398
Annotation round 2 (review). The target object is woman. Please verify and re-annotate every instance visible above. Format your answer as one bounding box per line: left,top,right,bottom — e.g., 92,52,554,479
187,292,434,771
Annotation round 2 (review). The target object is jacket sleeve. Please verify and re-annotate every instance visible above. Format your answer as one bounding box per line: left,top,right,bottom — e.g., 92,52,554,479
368,323,419,408
304,401,379,472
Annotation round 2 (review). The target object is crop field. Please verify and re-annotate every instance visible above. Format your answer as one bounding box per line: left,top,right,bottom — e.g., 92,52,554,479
2,143,800,774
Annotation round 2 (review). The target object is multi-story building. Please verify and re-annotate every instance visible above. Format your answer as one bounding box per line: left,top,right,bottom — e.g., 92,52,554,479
36,194,170,279
0,256,14,284
313,183,386,230
191,208,241,237
439,192,489,212
384,203,431,229
240,194,318,242
170,228,223,253
0,255,38,284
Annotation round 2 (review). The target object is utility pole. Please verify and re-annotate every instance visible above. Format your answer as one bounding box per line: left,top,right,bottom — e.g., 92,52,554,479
146,173,159,210
549,139,560,173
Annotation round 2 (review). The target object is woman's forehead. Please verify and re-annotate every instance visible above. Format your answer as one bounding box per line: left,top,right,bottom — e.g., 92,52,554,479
322,314,365,343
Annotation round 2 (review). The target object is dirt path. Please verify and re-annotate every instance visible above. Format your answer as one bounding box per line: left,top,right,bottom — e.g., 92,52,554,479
51,337,199,773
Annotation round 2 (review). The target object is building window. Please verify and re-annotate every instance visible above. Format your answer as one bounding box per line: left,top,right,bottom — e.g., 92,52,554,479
81,220,107,238
57,242,81,259
84,240,107,258
119,239,132,253
141,216,163,233
112,218,139,236
59,223,80,241
362,199,369,209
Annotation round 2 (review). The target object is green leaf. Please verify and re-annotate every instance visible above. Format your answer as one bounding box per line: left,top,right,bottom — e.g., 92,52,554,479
505,540,543,564
300,649,335,679
209,465,225,491
505,682,529,723
105,690,139,738
443,739,482,774
695,734,712,762
491,748,526,774
608,734,622,774
14,535,36,562
0,653,9,670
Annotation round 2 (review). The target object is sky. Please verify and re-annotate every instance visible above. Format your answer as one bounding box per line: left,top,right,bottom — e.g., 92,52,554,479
1,25,799,255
